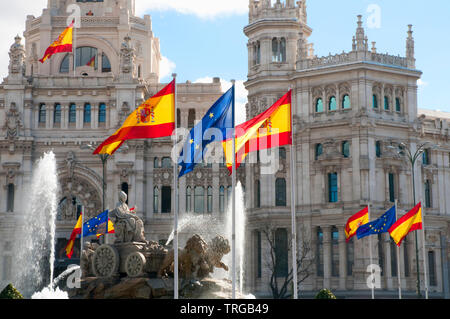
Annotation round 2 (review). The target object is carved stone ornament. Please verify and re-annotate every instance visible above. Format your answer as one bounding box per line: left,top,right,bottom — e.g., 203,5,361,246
3,103,23,139
8,35,25,75
120,35,136,75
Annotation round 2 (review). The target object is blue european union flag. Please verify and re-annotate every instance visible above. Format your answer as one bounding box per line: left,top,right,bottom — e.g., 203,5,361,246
356,206,396,239
82,210,109,237
178,85,234,177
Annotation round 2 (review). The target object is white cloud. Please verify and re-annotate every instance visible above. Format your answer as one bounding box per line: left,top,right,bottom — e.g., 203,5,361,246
194,77,248,125
0,0,47,80
417,79,429,87
159,56,177,81
135,0,248,19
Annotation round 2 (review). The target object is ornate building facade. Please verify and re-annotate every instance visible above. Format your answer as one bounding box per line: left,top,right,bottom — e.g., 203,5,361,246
244,0,450,298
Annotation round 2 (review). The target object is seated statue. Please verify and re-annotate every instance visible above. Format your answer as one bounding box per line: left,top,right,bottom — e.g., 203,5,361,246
109,191,146,243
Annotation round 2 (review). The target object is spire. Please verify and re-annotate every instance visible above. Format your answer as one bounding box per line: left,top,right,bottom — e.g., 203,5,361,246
355,15,366,52
406,24,415,68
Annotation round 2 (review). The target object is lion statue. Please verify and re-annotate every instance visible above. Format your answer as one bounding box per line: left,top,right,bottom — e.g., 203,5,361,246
159,234,230,280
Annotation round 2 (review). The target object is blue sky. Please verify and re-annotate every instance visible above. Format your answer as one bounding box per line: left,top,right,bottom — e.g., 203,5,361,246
146,0,450,113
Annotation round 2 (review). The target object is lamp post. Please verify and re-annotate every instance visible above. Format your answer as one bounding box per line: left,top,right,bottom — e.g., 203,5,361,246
389,141,438,298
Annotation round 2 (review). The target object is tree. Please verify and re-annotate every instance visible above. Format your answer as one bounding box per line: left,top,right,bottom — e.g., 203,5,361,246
261,224,314,299
0,284,24,299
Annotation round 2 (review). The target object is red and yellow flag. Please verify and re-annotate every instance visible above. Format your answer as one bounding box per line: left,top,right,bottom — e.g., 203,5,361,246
39,21,74,63
86,55,95,67
94,80,175,155
65,213,83,259
389,202,423,247
345,207,369,242
223,90,292,173
96,219,115,239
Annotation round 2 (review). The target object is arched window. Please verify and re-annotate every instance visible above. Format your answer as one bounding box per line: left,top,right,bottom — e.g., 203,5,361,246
279,147,286,160
60,54,70,73
161,157,172,168
76,47,98,69
161,186,171,213
390,238,398,277
316,227,324,277
342,94,351,109
255,41,261,65
98,103,106,123
342,141,350,158
219,186,225,213
7,184,14,212
331,227,339,277
83,103,91,123
274,228,288,277
423,149,431,165
176,109,181,128
186,186,192,212
272,38,279,62
328,173,338,203
424,180,432,208
384,96,390,110
329,96,337,111
194,186,204,213
54,103,61,124
188,109,196,129
69,104,77,123
102,53,111,73
255,180,261,208
395,98,401,112
315,98,323,113
121,183,129,204
39,104,46,124
207,186,213,213
153,157,159,169
280,38,286,62
373,95,378,109
153,187,159,213
389,173,395,203
315,143,323,160
376,141,382,158
138,65,142,78
275,178,286,207
428,251,437,286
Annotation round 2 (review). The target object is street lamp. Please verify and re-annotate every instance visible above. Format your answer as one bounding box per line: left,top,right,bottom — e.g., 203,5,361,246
388,141,439,298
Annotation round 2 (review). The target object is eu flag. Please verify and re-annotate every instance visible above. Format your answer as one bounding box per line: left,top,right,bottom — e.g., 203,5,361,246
178,85,234,177
82,210,109,237
356,206,396,240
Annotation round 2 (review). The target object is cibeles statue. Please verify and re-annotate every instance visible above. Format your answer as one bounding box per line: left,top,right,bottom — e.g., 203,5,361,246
109,191,146,243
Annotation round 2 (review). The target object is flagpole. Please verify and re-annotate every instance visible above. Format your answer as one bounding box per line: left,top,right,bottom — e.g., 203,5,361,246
395,200,402,299
289,89,298,300
172,74,179,300
420,200,429,299
73,21,76,77
80,205,84,273
231,80,236,299
368,203,375,299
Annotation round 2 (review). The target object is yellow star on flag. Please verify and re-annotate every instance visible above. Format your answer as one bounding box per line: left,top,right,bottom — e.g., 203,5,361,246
209,113,214,118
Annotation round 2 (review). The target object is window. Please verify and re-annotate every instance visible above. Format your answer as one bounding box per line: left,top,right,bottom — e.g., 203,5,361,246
7,184,14,212
272,38,279,62
331,227,339,277
83,103,91,123
275,228,288,277
315,143,323,160
378,234,385,276
69,104,77,123
219,186,225,213
422,149,430,165
60,54,70,73
342,141,350,158
207,186,213,213
256,230,262,278
275,178,286,207
329,96,337,111
102,53,111,73
347,237,354,276
188,109,196,129
376,141,382,158
176,109,181,128
342,94,351,109
390,238,398,277
254,41,261,65
161,157,172,168
39,104,46,124
153,187,159,213
404,237,410,277
315,98,323,113
317,227,324,277
54,103,61,124
255,180,261,208
76,47,98,69
186,187,192,212
194,186,204,213
328,173,338,203
384,96,390,110
279,147,286,160
373,95,378,109
161,186,171,213
98,103,106,123
121,183,129,204
271,37,286,62
395,98,401,112
280,38,286,62
428,251,437,286
389,173,395,203
424,180,432,208
138,66,141,78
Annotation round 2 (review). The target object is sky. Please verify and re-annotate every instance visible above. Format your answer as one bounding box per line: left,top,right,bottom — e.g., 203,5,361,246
0,0,449,122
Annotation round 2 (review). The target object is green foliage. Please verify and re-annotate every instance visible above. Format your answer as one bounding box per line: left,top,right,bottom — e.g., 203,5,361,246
315,288,336,299
0,284,24,299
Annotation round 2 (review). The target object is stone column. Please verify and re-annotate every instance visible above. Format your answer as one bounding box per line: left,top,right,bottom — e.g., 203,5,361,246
385,233,393,290
323,226,332,289
47,104,53,129
76,104,83,129
92,104,98,129
61,103,68,129
338,225,347,290
212,167,219,215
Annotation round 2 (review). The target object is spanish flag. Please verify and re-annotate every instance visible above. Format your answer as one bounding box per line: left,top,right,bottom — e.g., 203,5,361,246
96,219,115,239
39,21,74,63
65,213,82,259
389,202,423,247
86,55,96,67
223,90,292,173
94,80,175,155
345,207,369,242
